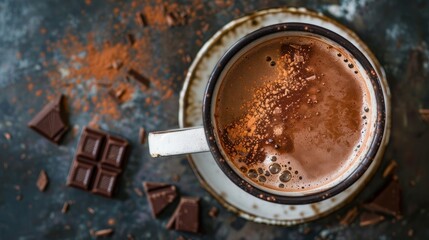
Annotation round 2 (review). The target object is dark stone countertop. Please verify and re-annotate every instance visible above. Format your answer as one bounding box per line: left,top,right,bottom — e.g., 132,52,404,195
0,0,428,239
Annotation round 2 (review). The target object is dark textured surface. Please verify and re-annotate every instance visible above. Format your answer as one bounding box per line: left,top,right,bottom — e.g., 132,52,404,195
0,0,428,239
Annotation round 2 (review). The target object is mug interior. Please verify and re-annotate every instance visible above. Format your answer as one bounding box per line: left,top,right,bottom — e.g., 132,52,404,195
203,23,385,204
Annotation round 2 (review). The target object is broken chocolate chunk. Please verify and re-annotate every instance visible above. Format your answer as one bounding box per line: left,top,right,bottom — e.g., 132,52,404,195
359,212,385,226
364,179,401,217
127,69,150,87
167,197,200,233
36,169,49,192
28,95,68,144
143,182,177,217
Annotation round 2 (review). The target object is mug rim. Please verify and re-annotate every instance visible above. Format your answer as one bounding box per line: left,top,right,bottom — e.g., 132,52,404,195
202,22,386,204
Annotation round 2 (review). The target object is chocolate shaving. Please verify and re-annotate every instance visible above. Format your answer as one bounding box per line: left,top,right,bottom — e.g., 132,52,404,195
127,33,135,46
62,202,69,213
166,197,200,233
94,228,113,237
135,12,147,27
359,212,385,226
340,207,358,225
127,69,150,87
139,127,146,144
36,170,49,192
134,187,143,197
28,95,69,144
143,182,177,217
364,179,402,217
382,160,397,178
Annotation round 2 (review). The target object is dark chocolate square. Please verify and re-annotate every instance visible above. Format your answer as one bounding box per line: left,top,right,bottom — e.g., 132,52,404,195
67,161,95,190
77,128,106,161
100,136,128,168
92,169,119,197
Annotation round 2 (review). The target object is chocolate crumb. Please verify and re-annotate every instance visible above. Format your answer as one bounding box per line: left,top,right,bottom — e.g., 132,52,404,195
176,236,185,240
139,127,146,144
408,229,414,237
208,206,218,218
382,160,397,178
108,88,125,103
111,60,123,70
340,207,358,225
134,187,144,197
127,33,135,46
62,202,69,214
88,207,95,214
165,13,176,27
108,218,116,226
4,132,11,140
127,233,135,240
94,228,113,237
419,109,429,123
16,194,22,201
359,212,385,226
171,174,180,182
143,182,178,217
36,170,49,192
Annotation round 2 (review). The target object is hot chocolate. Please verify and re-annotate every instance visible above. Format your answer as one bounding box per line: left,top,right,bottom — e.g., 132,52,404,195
214,34,372,193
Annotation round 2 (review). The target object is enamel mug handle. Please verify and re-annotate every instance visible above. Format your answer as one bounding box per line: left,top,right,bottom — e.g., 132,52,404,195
148,127,210,157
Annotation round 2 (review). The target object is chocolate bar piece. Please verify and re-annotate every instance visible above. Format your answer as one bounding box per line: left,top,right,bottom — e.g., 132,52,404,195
167,197,200,233
364,180,401,217
67,127,129,197
28,95,68,144
143,182,177,217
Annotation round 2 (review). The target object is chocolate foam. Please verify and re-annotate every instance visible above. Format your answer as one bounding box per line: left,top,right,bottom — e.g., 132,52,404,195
214,35,372,192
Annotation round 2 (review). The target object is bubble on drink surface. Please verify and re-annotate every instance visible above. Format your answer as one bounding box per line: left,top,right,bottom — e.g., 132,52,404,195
258,168,263,174
265,171,270,176
247,169,258,178
258,176,266,183
348,63,354,68
240,166,247,173
266,56,272,62
279,171,292,183
364,106,369,112
344,59,348,63
279,183,285,188
269,163,281,174
270,156,277,162
270,61,276,66
294,170,299,174
337,53,342,57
